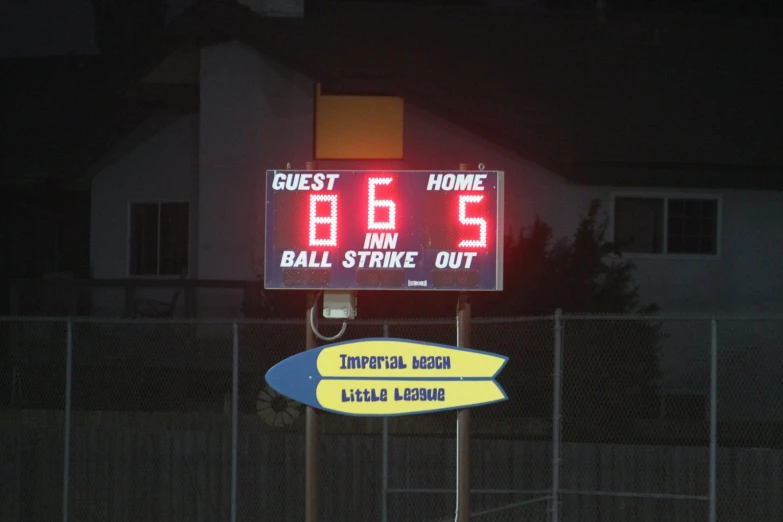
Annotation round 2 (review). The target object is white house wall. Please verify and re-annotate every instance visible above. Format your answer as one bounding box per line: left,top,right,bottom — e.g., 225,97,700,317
198,41,314,283
196,42,315,316
587,185,783,316
90,113,199,314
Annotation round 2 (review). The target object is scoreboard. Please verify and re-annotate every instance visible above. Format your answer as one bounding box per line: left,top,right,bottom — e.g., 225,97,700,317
263,170,504,291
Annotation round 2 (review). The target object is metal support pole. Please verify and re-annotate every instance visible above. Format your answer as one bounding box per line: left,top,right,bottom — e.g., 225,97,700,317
709,317,718,522
305,292,319,522
456,293,472,522
62,319,73,522
230,322,239,522
304,160,320,522
551,309,563,522
381,322,390,522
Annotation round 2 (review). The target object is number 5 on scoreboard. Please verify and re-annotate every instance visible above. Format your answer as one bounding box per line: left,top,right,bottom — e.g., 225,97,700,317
309,194,338,247
458,194,487,248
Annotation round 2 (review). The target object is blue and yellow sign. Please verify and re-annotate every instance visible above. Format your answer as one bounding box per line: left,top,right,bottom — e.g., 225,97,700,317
265,338,509,416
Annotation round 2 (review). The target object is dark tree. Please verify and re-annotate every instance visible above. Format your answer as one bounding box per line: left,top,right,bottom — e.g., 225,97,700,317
476,199,663,437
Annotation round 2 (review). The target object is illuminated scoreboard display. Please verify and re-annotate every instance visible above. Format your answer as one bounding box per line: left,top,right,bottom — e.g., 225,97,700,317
263,170,504,291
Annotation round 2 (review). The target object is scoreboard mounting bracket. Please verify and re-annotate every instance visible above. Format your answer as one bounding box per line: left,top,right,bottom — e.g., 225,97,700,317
322,291,357,320
263,169,504,292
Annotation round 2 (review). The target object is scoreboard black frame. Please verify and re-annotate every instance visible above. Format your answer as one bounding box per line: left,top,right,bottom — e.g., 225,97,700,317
263,170,504,291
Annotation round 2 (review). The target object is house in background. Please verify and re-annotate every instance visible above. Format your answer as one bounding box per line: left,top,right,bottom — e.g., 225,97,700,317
8,1,783,421
78,1,783,317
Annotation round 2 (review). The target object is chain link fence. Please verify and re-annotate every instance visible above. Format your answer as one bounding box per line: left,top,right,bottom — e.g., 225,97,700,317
1,314,782,522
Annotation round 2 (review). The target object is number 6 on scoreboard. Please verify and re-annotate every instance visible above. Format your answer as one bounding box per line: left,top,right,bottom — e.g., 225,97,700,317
309,194,338,247
368,177,396,230
458,194,487,248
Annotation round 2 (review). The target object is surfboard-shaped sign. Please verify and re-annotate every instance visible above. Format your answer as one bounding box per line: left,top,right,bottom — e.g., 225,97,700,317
265,338,509,417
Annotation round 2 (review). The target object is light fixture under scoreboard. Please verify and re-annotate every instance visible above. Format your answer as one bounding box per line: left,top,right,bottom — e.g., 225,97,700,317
263,170,504,291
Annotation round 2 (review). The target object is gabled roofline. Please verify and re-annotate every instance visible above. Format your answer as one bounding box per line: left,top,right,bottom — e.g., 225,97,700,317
204,1,571,175
66,107,197,190
201,1,783,191
74,0,783,192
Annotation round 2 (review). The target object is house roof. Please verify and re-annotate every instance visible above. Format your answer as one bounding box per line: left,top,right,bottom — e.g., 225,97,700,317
207,1,783,188
5,0,783,189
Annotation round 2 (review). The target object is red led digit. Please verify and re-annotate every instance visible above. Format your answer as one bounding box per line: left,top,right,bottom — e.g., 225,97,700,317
458,194,487,248
367,177,396,230
308,194,338,247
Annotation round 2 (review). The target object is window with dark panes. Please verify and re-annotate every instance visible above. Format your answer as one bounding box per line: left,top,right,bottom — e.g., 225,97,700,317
613,195,719,256
129,202,189,275
613,197,664,253
667,198,718,255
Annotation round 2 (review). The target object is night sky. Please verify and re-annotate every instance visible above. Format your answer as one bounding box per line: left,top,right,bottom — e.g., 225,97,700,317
1,0,98,59
1,0,779,60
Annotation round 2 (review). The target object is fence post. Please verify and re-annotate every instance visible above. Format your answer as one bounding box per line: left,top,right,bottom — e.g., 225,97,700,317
305,292,319,522
709,317,718,522
551,309,563,522
231,322,239,522
456,293,472,522
62,319,73,522
381,322,390,522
